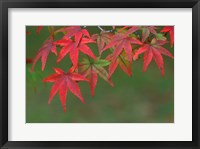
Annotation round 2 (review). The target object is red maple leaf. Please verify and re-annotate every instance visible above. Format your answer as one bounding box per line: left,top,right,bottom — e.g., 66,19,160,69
32,36,57,71
160,26,174,47
103,33,142,63
36,26,43,34
43,67,88,112
119,26,157,42
56,26,90,45
79,58,113,96
106,51,132,78
118,26,140,36
133,38,174,76
54,37,96,67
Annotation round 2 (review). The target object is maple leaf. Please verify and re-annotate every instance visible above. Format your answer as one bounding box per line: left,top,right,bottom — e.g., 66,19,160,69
118,26,140,36
54,37,96,67
103,32,143,63
119,26,157,42
79,58,114,96
43,67,88,112
133,38,174,76
91,31,113,55
32,36,57,71
36,26,43,34
141,26,157,42
160,26,174,47
106,51,132,78
56,26,90,45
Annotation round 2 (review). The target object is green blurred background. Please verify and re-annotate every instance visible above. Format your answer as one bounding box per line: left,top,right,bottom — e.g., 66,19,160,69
26,26,174,123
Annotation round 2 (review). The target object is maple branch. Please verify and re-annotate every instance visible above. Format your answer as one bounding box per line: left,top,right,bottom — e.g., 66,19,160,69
97,26,104,31
97,26,114,33
106,29,114,32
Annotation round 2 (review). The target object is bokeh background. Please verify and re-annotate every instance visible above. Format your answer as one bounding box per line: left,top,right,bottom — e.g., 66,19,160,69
26,26,174,123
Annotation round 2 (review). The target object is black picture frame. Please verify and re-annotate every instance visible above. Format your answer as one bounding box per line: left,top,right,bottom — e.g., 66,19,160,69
0,0,199,148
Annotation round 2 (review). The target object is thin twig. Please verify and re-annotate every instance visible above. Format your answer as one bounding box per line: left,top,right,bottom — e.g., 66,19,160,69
97,26,104,31
105,29,114,33
97,26,114,33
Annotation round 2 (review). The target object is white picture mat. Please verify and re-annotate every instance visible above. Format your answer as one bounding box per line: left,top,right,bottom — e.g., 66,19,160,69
8,8,192,141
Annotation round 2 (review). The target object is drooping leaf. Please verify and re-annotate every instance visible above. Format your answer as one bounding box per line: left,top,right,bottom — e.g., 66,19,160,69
36,26,43,34
79,58,113,96
32,36,57,71
133,38,174,76
55,37,96,67
103,32,143,63
160,26,174,47
43,67,88,112
106,51,132,78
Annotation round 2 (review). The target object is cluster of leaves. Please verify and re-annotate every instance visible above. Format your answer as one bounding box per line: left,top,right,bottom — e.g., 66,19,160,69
27,26,174,112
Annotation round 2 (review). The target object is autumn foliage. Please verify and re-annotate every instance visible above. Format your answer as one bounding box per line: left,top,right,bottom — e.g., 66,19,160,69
28,26,174,112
